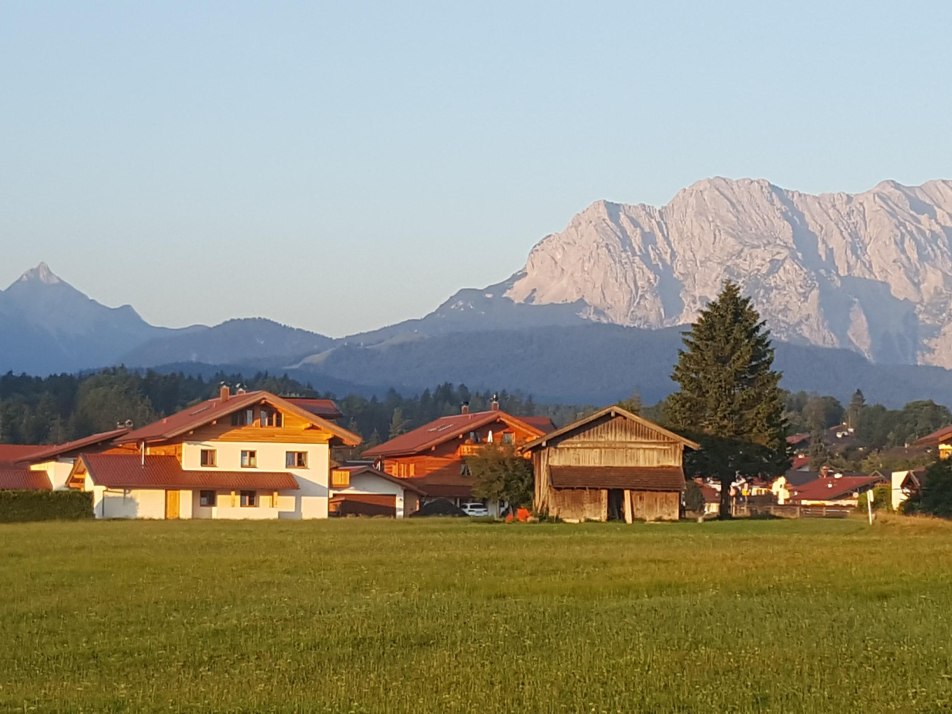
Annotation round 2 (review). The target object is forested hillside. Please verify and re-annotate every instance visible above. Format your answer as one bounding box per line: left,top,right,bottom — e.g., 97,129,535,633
1,369,948,472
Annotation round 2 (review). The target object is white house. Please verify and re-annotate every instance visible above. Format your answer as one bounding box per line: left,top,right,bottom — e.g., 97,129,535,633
66,386,363,520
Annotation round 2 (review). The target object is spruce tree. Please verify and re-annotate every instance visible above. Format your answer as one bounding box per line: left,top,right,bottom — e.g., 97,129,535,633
665,280,790,517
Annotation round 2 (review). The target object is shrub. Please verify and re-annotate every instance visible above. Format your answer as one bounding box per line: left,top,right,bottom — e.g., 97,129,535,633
0,490,94,523
903,459,952,519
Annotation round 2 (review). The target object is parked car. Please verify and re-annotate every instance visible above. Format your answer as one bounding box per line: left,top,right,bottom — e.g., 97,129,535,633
460,502,489,517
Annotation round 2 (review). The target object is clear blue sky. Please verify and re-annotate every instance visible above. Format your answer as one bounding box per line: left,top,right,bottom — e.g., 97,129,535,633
2,1,950,336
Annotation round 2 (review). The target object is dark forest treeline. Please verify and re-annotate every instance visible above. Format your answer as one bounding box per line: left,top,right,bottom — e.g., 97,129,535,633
0,368,588,448
1,369,950,470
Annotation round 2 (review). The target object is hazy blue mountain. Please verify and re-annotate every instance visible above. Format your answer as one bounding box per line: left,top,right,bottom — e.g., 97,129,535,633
292,323,952,408
0,263,177,373
120,317,335,368
0,264,333,376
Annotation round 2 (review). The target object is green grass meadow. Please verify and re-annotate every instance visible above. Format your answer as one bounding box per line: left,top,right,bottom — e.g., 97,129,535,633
2,517,952,712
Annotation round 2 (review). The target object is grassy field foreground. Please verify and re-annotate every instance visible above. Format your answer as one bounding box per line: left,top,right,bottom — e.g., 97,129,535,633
2,517,952,712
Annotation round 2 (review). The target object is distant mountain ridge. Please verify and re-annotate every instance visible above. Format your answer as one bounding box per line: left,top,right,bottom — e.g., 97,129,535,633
0,264,332,375
458,178,952,367
7,176,952,408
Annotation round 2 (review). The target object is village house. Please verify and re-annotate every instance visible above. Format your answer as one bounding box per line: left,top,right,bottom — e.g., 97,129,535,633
59,386,370,520
890,468,924,511
913,424,952,460
328,464,425,518
784,470,884,507
522,406,699,522
363,400,554,514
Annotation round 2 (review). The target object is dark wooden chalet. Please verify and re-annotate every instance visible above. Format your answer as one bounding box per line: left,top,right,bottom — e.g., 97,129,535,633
522,406,699,522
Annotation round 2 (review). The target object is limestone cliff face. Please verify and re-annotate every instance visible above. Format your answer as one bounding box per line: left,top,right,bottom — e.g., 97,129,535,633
501,178,952,366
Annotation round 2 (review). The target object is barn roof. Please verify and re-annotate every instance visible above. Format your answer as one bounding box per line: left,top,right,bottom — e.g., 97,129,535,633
549,466,686,492
521,406,700,452
0,468,52,491
74,454,299,491
363,409,554,458
116,390,360,447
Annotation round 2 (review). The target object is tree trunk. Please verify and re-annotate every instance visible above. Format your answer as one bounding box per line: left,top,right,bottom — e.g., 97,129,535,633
719,475,733,519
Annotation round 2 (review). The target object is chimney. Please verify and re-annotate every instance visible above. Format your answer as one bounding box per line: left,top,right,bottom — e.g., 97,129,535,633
220,385,230,402
491,393,499,411
461,402,470,415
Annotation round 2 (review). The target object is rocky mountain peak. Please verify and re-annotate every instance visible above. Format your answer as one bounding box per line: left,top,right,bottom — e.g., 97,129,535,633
13,262,63,288
499,177,952,368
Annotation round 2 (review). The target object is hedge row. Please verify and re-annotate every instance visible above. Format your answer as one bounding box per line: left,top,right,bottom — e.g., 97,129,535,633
0,490,94,523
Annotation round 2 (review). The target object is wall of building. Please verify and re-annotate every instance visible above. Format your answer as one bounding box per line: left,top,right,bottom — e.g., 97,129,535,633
89,478,167,520
332,472,411,517
181,439,330,520
30,460,74,490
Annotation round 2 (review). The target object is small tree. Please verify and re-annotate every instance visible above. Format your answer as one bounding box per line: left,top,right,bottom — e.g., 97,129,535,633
906,459,952,518
467,444,534,510
666,280,790,517
847,389,866,430
683,480,706,514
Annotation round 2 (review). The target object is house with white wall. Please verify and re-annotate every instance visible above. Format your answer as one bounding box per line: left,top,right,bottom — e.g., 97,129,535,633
65,386,363,520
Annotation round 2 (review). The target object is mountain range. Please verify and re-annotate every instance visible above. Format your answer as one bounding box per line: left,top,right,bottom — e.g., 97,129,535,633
5,177,952,407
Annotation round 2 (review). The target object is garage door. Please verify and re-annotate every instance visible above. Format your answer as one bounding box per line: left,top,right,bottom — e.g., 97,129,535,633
330,494,397,517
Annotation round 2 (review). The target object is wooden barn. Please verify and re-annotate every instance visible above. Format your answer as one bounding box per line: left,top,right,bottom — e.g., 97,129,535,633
522,406,699,522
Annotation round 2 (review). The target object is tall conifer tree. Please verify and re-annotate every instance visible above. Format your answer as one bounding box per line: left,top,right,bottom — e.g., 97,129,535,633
666,280,789,517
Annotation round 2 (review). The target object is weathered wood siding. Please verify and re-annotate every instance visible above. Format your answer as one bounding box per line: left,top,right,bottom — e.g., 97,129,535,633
631,490,680,521
547,415,683,468
551,488,607,522
534,413,687,522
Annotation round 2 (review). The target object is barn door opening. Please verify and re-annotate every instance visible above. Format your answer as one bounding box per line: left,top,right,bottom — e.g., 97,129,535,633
607,489,624,521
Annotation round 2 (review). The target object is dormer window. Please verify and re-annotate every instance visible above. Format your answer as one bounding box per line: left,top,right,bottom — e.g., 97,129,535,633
261,408,283,428
231,409,254,427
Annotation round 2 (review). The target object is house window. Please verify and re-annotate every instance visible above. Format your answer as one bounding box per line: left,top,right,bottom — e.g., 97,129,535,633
460,462,471,476
502,432,514,445
199,490,216,507
239,490,257,507
285,451,308,468
231,409,254,426
200,449,217,467
240,450,257,468
261,408,283,427
330,469,350,488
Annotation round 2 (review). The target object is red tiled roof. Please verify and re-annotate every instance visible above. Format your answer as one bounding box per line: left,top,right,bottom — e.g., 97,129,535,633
790,455,810,470
401,463,476,499
283,398,342,420
522,406,700,452
364,410,553,458
549,466,686,491
913,424,952,447
22,428,130,462
0,469,52,490
789,474,884,502
696,481,720,503
78,454,299,491
786,433,811,446
115,390,359,446
0,444,44,466
333,465,427,495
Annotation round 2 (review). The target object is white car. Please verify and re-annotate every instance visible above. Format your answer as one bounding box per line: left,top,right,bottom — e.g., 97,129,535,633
460,502,489,517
